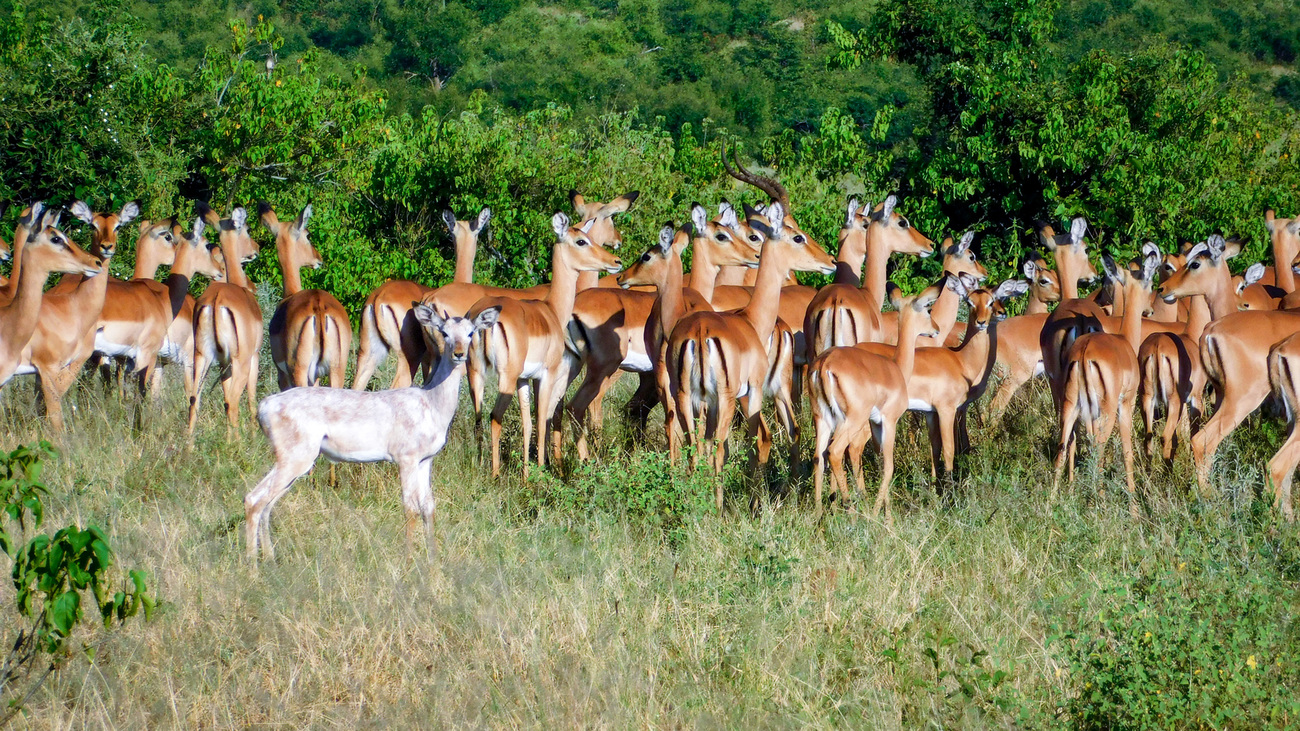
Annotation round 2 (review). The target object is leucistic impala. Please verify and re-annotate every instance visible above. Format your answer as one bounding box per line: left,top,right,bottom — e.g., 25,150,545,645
244,304,500,561
465,212,622,478
807,283,941,521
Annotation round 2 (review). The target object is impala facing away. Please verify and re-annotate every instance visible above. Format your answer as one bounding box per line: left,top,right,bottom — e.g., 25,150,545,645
353,208,490,390
245,304,499,561
984,254,1064,424
1053,249,1160,518
807,284,941,521
262,203,352,389
666,202,835,511
189,204,263,435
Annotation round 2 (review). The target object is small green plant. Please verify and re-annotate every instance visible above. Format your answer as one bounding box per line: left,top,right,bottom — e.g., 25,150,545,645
0,442,156,725
881,628,1019,726
1052,538,1300,729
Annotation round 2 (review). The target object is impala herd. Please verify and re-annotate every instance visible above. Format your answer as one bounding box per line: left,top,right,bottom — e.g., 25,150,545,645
4,157,1300,561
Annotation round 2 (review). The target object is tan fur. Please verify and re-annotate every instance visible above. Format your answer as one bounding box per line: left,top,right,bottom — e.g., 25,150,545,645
985,255,1064,424
188,205,264,436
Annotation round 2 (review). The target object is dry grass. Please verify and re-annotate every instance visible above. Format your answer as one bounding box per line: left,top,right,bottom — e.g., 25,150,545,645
0,355,1292,728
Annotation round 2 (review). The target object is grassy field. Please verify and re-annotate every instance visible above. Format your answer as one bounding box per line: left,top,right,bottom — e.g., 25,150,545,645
0,339,1298,728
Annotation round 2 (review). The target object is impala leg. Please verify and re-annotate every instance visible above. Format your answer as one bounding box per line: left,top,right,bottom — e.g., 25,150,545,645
245,451,316,561
1053,406,1078,499
1192,382,1269,496
399,457,437,561
36,370,67,433
938,406,958,479
517,381,534,478
189,346,214,435
788,364,804,477
489,392,513,479
1162,387,1183,464
626,372,658,436
872,418,898,525
711,388,740,513
1118,398,1139,519
923,411,941,481
1140,372,1158,459
1268,432,1300,523
986,365,1029,429
811,414,831,519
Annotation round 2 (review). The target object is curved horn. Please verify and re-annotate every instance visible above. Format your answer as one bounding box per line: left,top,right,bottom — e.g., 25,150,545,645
722,143,790,209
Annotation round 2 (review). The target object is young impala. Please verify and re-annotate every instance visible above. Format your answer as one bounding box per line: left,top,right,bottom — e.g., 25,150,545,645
245,304,500,561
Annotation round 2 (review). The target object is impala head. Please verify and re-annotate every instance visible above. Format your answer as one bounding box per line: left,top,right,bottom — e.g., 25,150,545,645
414,304,500,365
1157,234,1237,302
258,201,320,272
134,218,179,268
618,222,687,289
1022,255,1061,303
889,282,943,339
957,275,1029,330
551,212,623,274
940,231,987,281
749,202,836,276
570,190,639,249
177,217,227,280
26,204,103,278
1234,262,1271,310
869,195,935,257
70,200,139,260
1102,246,1159,302
1038,217,1099,288
197,202,259,264
443,207,490,249
719,200,767,251
1266,209,1300,266
690,202,760,268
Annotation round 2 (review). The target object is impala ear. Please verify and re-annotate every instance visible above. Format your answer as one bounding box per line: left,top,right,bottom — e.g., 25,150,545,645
191,217,206,241
599,191,639,217
1244,262,1266,289
569,190,586,217
70,201,94,225
441,210,457,234
117,201,140,228
887,282,904,312
690,203,709,235
879,194,897,221
1287,219,1300,235
1206,234,1227,262
945,272,973,299
1101,251,1122,281
578,218,596,235
295,204,312,232
1265,210,1276,233
844,197,859,227
472,305,502,331
914,285,942,311
956,231,974,253
474,207,491,234
551,212,571,238
231,207,248,230
1069,217,1087,247
1141,241,1161,262
48,209,63,230
764,202,784,230
20,202,44,229
995,278,1030,301
657,224,674,255
1022,259,1039,278
1141,247,1160,284
719,204,739,229
412,303,446,331
1223,239,1242,260
717,200,731,217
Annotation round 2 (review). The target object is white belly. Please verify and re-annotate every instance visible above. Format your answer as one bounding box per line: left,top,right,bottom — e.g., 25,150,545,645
521,360,547,380
1032,362,1045,377
621,350,652,373
908,398,935,412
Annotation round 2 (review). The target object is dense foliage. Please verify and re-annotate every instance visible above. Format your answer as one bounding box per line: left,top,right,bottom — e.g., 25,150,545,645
0,0,1296,309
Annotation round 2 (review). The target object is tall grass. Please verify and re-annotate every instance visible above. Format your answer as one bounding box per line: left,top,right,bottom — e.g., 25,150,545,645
0,352,1296,728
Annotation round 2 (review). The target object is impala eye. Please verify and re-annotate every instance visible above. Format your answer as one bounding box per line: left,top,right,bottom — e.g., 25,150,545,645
1190,260,1201,269
715,233,728,241
793,235,805,244
899,218,910,229
576,239,588,247
749,235,760,242
641,254,651,262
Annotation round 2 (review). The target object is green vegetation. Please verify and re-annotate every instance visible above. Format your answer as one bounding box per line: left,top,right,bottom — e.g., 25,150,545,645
0,0,1298,724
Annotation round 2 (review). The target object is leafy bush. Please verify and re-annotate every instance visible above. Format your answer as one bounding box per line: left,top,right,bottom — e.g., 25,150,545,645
0,442,156,723
1051,532,1300,729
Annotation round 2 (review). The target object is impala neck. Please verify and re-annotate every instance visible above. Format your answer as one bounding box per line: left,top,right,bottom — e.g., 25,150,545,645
1056,252,1086,301
546,254,582,327
1201,269,1240,320
1026,297,1050,315
2,229,25,300
861,223,891,309
453,237,477,284
134,241,170,280
930,277,963,343
1184,295,1212,340
575,270,599,291
1274,235,1297,293
280,259,304,296
895,310,926,383
834,226,868,286
658,246,686,344
740,245,790,346
954,315,996,388
3,248,51,347
1121,284,1146,354
687,235,723,303
222,242,252,291
1149,293,1178,322
715,265,748,287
